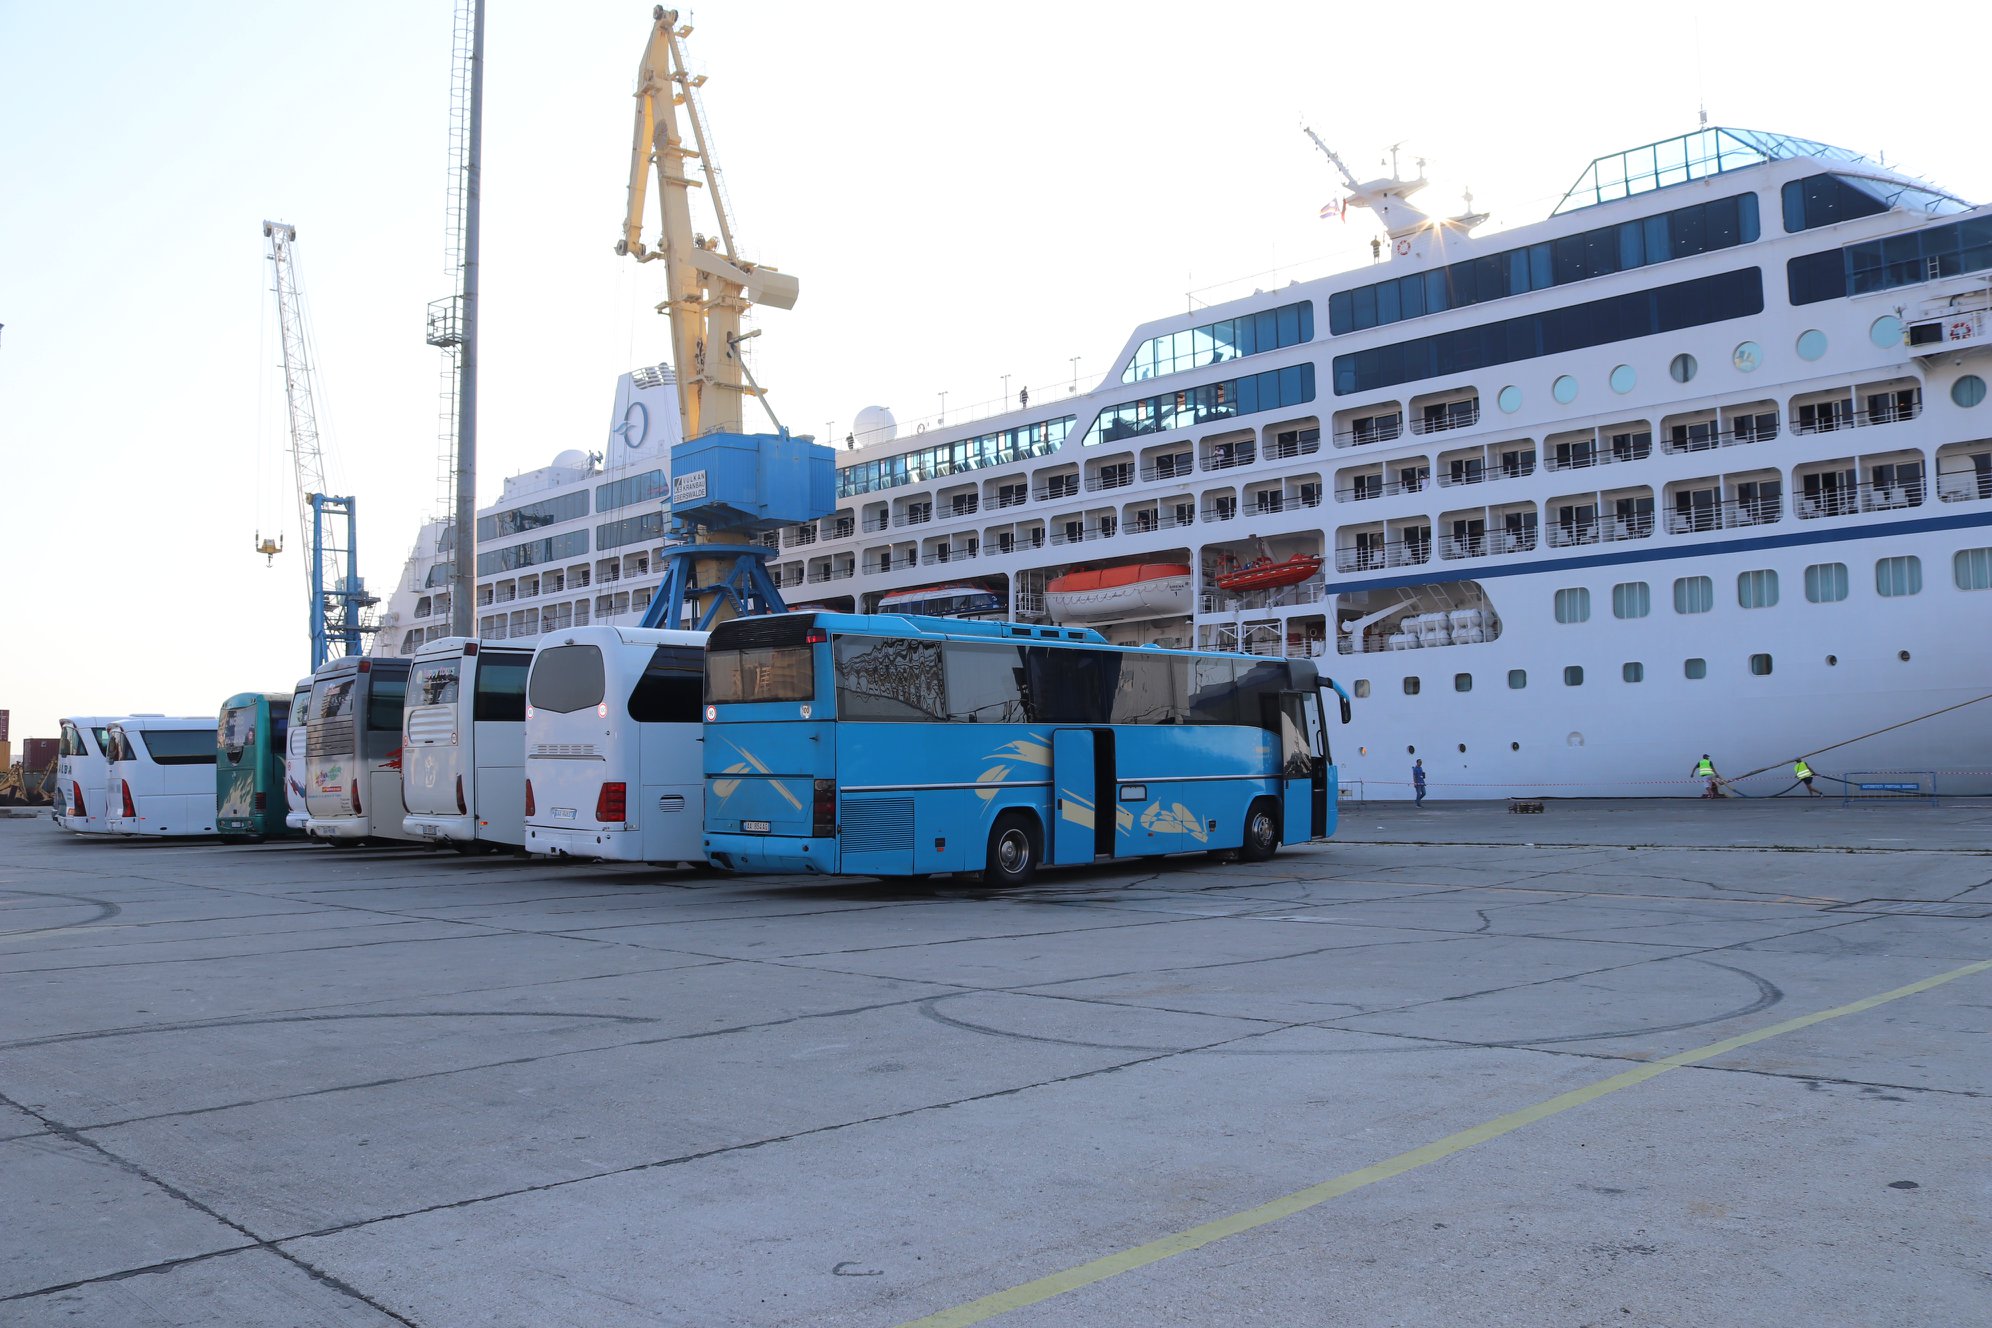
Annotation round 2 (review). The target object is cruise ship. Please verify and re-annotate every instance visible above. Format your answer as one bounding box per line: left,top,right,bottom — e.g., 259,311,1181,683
378,127,1992,799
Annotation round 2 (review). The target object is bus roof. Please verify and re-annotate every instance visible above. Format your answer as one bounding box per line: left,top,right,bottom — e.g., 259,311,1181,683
109,715,215,731
220,691,291,707
408,636,535,663
315,655,411,681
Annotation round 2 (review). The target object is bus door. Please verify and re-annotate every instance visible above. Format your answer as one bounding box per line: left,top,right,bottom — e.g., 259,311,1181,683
1276,691,1326,843
1051,728,1115,865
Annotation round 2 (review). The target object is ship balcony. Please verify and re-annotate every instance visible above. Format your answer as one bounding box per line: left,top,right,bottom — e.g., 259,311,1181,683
1546,515,1654,547
1663,414,1778,455
1548,427,1655,471
1139,452,1194,482
1124,503,1197,534
1032,478,1082,502
1086,465,1136,494
1334,412,1404,447
1410,395,1480,436
1334,537,1432,573
1792,386,1920,436
1663,497,1783,534
919,545,977,566
1442,527,1538,560
1265,427,1322,461
1201,442,1258,473
1337,471,1430,502
862,514,890,533
891,507,933,529
1796,477,1927,518
783,525,818,549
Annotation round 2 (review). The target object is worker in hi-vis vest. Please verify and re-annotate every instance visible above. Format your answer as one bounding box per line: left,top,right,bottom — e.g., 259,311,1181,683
1693,754,1725,798
1794,757,1822,797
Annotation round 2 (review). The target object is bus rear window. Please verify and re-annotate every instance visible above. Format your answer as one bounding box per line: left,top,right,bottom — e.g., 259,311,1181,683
60,721,87,757
409,659,462,708
529,645,606,714
143,729,219,765
314,679,356,722
220,706,258,751
707,646,814,704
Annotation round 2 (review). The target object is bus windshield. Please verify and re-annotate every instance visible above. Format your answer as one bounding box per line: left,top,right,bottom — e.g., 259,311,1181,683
529,645,605,714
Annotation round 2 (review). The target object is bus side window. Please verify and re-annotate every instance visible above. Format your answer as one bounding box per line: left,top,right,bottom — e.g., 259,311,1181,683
473,656,531,722
629,646,703,723
367,676,407,733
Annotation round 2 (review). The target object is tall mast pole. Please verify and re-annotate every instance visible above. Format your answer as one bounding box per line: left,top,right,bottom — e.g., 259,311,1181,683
449,0,485,637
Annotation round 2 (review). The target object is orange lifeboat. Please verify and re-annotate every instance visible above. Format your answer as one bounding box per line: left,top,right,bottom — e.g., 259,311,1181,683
1045,562,1193,623
1214,553,1323,592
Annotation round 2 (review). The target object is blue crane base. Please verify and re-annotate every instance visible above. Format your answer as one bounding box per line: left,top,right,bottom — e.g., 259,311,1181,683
638,544,788,631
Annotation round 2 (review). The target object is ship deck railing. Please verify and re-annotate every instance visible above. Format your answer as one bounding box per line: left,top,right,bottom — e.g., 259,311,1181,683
1663,498,1784,534
1548,442,1656,471
1443,528,1541,559
1337,475,1432,502
1938,471,1992,502
1334,540,1433,573
1437,461,1536,489
1796,477,1928,518
1664,421,1778,454
1545,516,1655,548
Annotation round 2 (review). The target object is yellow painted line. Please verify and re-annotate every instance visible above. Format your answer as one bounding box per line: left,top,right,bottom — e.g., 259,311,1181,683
896,955,1992,1328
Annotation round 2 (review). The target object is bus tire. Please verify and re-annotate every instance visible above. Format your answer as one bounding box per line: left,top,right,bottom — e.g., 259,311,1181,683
1240,799,1281,862
982,812,1039,887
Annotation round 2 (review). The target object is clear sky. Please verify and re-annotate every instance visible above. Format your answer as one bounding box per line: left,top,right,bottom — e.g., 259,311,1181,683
2,0,1987,746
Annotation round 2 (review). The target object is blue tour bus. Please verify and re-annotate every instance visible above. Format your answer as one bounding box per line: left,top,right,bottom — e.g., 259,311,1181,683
701,612,1349,884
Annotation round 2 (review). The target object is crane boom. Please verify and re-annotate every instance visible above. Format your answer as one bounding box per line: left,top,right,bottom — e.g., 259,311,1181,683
616,6,798,443
262,220,375,667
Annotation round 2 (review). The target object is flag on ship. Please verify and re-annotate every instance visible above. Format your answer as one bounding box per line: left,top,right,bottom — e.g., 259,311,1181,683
1319,198,1345,221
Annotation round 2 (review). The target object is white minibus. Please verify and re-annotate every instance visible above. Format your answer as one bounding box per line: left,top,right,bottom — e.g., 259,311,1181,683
56,715,121,834
303,655,420,844
105,717,219,837
285,674,313,832
523,626,707,864
402,638,532,849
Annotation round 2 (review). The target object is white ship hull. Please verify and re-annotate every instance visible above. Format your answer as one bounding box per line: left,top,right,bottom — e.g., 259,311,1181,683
381,130,1992,798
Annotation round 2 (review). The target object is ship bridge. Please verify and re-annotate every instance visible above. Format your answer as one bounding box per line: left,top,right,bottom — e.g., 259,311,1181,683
1552,126,1963,216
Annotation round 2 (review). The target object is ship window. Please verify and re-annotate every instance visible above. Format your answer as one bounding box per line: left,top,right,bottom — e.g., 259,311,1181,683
1611,582,1650,619
1684,657,1707,679
1507,669,1527,689
1670,352,1698,384
1804,562,1849,603
1954,376,1988,409
1553,587,1591,623
1454,673,1472,692
1403,676,1421,695
1875,555,1923,597
1955,547,1992,590
1622,662,1644,683
1333,269,1763,395
1353,679,1372,698
1673,576,1713,614
1563,665,1584,686
1737,569,1779,609
1750,653,1774,676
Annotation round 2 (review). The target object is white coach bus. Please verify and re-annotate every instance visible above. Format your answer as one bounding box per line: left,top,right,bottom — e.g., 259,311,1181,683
523,626,707,865
402,638,532,850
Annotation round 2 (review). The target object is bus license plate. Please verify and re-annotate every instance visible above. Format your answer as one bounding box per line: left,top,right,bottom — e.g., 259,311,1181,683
742,820,771,833
419,824,439,837
553,807,577,820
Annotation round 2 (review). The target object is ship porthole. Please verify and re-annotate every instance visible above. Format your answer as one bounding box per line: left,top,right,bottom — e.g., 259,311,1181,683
1796,329,1828,362
1825,654,1837,666
1406,745,1416,755
1567,732,1584,747
1552,374,1578,405
1457,743,1466,753
1510,742,1520,752
1898,650,1911,662
1669,353,1698,383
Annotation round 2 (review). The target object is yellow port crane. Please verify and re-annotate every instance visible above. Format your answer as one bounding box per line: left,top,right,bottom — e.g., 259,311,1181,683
616,5,800,444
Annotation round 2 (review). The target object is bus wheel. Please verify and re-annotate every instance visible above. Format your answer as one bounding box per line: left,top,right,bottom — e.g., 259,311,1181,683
982,813,1039,887
1240,800,1281,862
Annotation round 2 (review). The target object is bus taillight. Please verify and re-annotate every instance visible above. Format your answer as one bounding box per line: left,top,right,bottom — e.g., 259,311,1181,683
455,775,467,815
597,782,627,823
71,783,86,817
812,779,836,838
253,792,267,812
120,781,136,819
524,779,536,817
351,777,362,817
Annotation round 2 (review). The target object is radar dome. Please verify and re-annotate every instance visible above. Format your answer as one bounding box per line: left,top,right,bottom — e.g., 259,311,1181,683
552,448,591,471
852,405,898,447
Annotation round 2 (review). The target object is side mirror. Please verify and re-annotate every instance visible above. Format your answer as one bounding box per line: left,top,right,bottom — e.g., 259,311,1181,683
1340,696,1353,725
